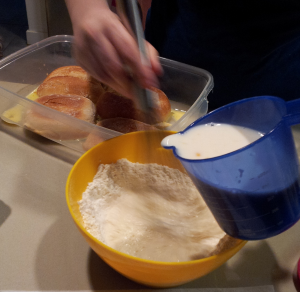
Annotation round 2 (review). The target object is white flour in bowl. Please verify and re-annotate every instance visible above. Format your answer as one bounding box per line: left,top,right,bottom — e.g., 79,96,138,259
79,158,227,262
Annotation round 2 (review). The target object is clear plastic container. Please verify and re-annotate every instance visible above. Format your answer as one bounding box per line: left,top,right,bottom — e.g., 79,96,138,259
0,35,213,153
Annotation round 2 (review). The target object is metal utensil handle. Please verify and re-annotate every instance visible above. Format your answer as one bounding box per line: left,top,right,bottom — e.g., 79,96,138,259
116,0,155,123
116,0,149,64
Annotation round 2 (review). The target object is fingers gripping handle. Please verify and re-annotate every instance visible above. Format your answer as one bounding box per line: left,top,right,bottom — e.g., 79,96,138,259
116,0,156,124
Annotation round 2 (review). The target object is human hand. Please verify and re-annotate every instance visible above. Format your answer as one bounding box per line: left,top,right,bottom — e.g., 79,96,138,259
66,0,162,98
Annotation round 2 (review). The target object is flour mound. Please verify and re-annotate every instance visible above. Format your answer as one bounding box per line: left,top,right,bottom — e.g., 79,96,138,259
79,158,226,262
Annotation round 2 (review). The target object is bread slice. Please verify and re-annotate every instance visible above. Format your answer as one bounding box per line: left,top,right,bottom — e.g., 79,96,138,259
95,86,171,124
37,75,105,104
148,86,172,122
24,94,95,140
44,65,89,81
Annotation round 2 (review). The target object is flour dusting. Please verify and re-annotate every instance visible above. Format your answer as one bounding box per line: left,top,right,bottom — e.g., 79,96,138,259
79,159,226,262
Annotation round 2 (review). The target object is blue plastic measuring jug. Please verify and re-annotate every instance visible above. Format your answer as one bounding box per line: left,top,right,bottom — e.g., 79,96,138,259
162,96,300,240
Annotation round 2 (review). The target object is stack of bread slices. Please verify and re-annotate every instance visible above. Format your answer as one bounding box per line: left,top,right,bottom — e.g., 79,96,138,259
24,66,171,147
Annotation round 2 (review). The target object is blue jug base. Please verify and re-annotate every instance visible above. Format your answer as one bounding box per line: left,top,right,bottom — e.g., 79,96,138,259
225,216,300,240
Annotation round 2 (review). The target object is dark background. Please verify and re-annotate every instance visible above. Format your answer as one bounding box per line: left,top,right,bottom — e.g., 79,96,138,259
0,0,28,58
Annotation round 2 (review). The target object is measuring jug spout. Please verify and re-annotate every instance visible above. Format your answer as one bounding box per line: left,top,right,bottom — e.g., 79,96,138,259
285,98,300,126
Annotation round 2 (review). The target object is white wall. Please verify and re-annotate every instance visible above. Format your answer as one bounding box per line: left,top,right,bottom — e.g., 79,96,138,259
25,0,49,44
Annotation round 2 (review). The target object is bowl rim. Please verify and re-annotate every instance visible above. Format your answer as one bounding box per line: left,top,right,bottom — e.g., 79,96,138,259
66,136,247,266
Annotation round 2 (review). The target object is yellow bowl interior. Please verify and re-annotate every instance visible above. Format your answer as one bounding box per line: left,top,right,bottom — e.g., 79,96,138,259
66,131,246,287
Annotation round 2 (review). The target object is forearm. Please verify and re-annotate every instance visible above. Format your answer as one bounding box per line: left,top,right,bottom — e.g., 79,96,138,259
65,0,110,25
64,0,160,98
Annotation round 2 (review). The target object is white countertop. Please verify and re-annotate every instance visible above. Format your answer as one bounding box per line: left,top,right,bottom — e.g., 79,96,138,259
0,105,300,292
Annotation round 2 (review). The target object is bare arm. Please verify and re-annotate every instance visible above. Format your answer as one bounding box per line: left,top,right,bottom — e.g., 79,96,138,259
138,0,152,28
65,0,162,98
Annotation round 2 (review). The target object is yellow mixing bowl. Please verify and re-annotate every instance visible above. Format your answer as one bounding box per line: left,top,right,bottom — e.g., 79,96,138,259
66,131,246,288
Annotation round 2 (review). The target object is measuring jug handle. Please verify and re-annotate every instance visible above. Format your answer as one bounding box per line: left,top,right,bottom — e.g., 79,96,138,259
286,99,300,126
